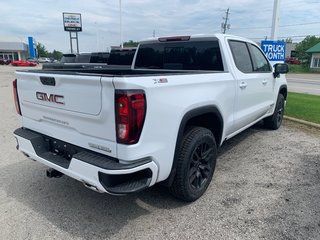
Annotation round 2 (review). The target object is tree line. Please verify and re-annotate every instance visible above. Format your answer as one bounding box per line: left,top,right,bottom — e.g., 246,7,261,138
36,43,63,60
294,36,320,63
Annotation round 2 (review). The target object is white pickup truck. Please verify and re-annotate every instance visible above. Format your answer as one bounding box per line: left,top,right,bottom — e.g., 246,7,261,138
13,34,288,201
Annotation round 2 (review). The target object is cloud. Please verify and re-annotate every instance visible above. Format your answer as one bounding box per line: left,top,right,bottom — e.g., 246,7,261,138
0,0,319,52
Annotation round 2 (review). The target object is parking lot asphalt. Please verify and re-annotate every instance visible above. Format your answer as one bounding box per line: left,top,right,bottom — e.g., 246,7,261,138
0,65,320,240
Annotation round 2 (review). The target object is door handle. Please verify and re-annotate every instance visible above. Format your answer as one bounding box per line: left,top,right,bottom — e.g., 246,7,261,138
262,80,268,85
239,81,247,89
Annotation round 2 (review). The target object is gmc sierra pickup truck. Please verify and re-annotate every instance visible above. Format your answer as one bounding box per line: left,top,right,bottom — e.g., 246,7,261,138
13,34,288,201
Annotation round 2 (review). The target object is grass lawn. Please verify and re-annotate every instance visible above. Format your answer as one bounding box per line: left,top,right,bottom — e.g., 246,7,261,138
288,64,310,73
287,63,320,73
285,92,320,124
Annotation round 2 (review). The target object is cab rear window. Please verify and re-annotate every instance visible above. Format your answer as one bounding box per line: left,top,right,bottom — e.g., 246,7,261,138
135,41,224,71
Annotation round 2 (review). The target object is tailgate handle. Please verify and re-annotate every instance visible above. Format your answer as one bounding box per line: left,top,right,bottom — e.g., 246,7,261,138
40,77,56,86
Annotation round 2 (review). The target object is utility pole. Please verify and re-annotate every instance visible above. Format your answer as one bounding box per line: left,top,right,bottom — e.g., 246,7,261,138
221,8,230,34
153,30,156,38
271,0,280,40
119,0,123,48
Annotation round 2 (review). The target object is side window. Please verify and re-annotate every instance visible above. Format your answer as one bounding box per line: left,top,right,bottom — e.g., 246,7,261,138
229,41,253,73
249,44,271,72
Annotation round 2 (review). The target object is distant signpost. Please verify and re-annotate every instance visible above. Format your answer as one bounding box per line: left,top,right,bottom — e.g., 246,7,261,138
63,12,82,53
63,13,82,32
261,40,286,64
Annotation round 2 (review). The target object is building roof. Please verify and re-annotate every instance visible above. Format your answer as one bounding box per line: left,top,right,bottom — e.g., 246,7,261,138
0,42,28,51
306,42,320,53
0,36,28,51
0,36,25,43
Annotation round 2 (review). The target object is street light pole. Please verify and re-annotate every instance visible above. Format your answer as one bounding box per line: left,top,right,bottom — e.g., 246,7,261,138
271,0,280,40
120,0,123,48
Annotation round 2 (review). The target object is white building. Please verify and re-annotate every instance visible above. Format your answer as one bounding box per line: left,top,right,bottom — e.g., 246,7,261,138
0,36,28,61
306,42,320,70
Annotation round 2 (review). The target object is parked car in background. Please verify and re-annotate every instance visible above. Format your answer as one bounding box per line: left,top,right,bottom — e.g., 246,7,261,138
49,58,59,63
11,60,37,67
43,52,111,70
286,57,301,64
42,48,136,70
74,52,111,64
60,54,77,63
0,59,12,65
38,57,51,63
90,52,110,63
108,47,136,65
74,53,92,63
27,58,39,64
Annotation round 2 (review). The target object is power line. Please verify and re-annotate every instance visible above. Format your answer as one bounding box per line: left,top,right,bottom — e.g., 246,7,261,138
232,26,270,30
250,34,319,40
281,21,320,27
278,35,320,38
231,21,320,31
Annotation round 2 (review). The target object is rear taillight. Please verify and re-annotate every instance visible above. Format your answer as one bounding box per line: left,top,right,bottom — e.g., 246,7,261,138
13,79,21,115
115,90,146,144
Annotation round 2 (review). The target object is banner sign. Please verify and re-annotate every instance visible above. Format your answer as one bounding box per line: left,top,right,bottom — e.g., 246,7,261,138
261,40,286,62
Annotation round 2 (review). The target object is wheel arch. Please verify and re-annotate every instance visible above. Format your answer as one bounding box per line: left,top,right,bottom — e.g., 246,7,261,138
163,105,224,187
279,84,288,100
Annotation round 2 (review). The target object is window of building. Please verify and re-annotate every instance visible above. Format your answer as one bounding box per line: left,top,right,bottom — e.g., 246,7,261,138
313,58,320,68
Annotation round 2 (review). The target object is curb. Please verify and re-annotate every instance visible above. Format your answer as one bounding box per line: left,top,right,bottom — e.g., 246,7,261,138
284,116,320,129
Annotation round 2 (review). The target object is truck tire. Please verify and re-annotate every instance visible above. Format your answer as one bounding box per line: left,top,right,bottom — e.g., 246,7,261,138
169,127,217,202
264,94,285,130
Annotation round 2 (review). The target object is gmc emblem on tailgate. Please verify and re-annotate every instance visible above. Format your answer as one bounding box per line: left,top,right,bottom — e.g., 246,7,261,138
36,92,65,105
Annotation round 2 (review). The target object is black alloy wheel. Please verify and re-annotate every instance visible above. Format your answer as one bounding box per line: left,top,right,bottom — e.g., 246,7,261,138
189,142,213,190
169,127,217,202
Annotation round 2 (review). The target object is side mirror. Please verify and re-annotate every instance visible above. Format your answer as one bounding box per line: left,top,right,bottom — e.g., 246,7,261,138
273,63,289,78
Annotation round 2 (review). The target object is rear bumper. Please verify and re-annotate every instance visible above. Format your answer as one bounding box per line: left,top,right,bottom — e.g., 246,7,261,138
14,128,158,194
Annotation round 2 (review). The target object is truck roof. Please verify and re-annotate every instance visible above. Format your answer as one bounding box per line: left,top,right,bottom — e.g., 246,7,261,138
140,33,257,45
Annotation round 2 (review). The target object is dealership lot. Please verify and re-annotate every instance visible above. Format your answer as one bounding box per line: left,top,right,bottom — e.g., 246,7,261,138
0,65,319,240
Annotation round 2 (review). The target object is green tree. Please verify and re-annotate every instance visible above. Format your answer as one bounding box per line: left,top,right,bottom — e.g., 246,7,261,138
123,40,139,47
295,36,320,63
36,43,63,60
285,38,293,44
48,50,63,60
36,42,48,57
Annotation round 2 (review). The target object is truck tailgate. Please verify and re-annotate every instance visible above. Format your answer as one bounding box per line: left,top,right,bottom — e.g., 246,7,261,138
16,71,117,157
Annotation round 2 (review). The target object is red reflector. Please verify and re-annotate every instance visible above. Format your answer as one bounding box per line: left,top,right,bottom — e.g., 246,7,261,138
115,90,146,144
13,79,21,115
118,97,129,115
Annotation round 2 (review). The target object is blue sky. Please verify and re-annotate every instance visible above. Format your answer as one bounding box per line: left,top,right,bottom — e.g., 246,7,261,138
0,0,319,52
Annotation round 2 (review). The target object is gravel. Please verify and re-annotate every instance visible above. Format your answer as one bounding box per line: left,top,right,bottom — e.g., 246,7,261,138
0,65,319,240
